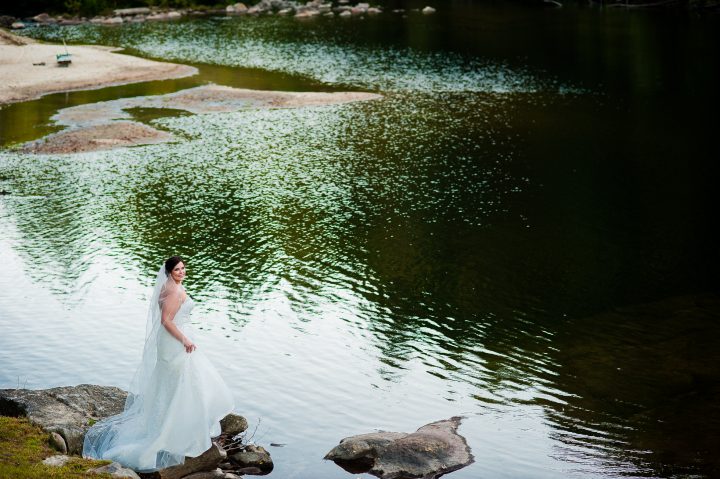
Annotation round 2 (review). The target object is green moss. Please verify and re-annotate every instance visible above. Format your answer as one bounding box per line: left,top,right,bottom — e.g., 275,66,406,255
0,416,113,478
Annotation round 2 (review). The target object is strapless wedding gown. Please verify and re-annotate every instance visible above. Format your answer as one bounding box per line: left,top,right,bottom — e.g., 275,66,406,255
83,297,235,471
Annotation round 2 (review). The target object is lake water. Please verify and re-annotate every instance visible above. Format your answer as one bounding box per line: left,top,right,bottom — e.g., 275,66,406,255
1,3,719,478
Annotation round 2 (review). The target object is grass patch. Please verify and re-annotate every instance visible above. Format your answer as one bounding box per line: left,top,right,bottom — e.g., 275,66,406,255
0,416,113,478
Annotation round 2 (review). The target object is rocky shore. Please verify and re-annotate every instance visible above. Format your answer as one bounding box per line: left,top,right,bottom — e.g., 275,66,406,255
0,385,473,479
3,1,436,29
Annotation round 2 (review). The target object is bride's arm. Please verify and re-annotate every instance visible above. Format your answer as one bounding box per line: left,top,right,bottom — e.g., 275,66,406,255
161,292,196,353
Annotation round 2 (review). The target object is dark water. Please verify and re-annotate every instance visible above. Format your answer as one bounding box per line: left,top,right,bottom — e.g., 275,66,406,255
1,3,719,478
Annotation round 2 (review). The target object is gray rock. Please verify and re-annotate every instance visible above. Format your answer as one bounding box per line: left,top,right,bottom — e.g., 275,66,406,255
42,454,71,467
167,11,182,19
33,13,56,23
11,21,25,29
113,7,151,16
229,444,273,473
0,384,127,454
339,10,352,17
88,461,141,478
49,431,68,453
220,413,248,435
177,469,225,479
367,7,381,14
295,9,320,17
147,12,170,21
101,16,123,24
422,6,436,14
325,417,474,479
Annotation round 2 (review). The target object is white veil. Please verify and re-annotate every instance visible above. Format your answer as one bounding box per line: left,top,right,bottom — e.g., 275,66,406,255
83,265,182,469
126,265,169,410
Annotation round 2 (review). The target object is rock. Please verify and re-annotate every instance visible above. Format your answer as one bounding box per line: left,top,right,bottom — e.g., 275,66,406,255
356,2,370,9
295,9,320,17
11,21,25,29
101,16,124,25
147,13,170,21
236,467,263,475
229,444,273,473
59,18,83,25
33,13,55,23
158,443,227,479
318,4,333,13
114,7,150,16
89,17,104,24
0,385,127,455
325,417,474,479
220,413,248,435
350,6,365,15
323,11,335,16
234,2,248,11
226,5,235,12
339,10,352,17
42,454,71,467
0,15,17,28
49,431,68,453
422,6,436,14
367,7,381,14
277,8,293,15
88,462,141,478
129,14,146,23
167,11,182,19
182,469,226,479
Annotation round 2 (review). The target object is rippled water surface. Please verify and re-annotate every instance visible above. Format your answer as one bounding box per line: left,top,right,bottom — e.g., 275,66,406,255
2,4,720,479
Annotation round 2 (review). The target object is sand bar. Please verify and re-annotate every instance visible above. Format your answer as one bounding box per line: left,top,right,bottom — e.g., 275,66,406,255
22,85,382,154
0,29,197,105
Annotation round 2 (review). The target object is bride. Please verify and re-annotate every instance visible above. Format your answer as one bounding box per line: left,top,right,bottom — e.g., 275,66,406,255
83,256,235,471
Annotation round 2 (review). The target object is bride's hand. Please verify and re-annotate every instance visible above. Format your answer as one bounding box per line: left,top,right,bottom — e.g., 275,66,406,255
182,338,196,353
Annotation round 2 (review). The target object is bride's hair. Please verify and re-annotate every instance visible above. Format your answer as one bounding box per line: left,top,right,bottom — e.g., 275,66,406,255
164,256,185,276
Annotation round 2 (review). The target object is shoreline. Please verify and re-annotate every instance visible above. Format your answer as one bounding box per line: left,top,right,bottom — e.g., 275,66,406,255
0,29,198,106
0,29,381,154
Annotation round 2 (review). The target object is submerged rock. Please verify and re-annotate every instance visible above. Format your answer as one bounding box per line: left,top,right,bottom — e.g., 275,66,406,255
325,417,473,479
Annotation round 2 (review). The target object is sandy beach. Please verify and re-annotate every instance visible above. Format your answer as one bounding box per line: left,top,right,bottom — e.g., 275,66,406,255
0,29,197,105
1,29,381,154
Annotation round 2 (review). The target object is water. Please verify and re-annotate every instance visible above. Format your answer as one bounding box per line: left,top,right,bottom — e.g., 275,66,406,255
1,3,720,478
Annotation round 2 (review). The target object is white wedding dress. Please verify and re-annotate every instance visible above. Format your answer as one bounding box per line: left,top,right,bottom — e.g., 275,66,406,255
83,267,235,471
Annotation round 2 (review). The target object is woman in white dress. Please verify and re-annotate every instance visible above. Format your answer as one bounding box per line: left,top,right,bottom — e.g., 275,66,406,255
83,256,235,471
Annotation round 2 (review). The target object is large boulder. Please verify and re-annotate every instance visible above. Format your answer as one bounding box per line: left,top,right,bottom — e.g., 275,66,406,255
325,417,473,479
0,384,127,454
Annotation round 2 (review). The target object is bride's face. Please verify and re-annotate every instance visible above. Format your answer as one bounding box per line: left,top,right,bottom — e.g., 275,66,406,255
170,261,186,283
